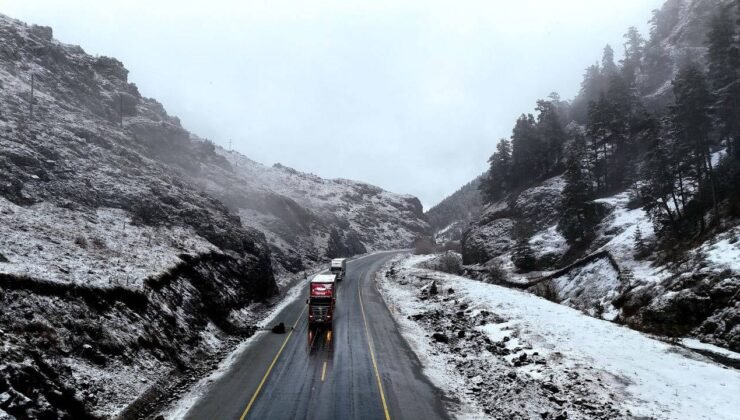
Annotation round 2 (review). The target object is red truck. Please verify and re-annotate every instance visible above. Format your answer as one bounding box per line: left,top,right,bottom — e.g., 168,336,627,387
308,274,336,326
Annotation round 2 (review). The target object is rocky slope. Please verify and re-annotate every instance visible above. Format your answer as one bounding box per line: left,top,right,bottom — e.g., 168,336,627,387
639,0,728,109
0,13,427,419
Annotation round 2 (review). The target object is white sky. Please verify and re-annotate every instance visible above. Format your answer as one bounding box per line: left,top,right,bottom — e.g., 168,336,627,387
0,0,663,209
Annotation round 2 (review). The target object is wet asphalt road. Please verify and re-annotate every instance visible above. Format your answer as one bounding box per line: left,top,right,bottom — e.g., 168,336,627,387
184,251,450,420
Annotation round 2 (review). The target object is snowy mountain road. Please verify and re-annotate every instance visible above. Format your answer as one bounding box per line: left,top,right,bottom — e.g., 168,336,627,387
183,252,449,420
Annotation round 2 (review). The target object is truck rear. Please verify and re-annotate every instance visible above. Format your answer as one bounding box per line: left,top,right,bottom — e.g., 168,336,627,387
330,258,347,281
308,274,336,326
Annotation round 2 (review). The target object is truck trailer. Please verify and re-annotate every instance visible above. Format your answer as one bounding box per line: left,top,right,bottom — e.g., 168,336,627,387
330,258,347,281
308,274,336,326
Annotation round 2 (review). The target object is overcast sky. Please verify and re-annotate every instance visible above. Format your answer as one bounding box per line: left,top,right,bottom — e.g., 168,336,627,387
1,0,663,209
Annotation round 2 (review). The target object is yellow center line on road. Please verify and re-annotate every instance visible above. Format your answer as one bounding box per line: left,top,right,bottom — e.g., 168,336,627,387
321,361,328,382
358,287,391,420
239,304,307,420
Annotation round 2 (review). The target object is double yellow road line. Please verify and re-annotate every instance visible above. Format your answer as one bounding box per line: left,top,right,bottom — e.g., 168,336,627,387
239,273,391,420
239,305,306,420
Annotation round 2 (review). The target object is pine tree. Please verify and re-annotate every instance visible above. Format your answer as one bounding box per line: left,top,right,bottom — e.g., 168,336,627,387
557,134,600,245
621,27,645,86
536,99,567,175
481,139,512,202
606,73,643,188
571,63,604,123
642,1,681,92
512,239,537,271
510,114,542,185
671,62,718,228
601,44,618,77
706,5,740,157
641,117,684,236
587,94,612,192
633,225,648,259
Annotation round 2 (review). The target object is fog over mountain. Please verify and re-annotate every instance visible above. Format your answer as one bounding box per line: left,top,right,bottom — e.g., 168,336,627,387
3,1,740,419
3,0,663,208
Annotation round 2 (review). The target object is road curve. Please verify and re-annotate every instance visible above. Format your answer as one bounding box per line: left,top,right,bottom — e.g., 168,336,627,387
183,251,449,420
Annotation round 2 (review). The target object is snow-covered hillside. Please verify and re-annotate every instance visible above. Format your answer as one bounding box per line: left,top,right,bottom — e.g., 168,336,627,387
0,13,427,419
461,173,740,353
192,148,429,272
378,255,740,420
448,0,740,355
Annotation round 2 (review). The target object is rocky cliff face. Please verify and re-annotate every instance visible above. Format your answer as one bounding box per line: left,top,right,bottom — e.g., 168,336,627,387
640,0,731,108
0,14,428,418
462,177,565,267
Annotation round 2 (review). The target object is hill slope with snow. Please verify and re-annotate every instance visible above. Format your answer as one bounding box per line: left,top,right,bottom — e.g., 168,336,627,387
451,0,740,354
0,13,427,418
378,255,740,420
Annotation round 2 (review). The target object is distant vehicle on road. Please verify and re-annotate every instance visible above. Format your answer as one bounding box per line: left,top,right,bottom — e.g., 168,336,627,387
330,258,347,281
308,274,336,326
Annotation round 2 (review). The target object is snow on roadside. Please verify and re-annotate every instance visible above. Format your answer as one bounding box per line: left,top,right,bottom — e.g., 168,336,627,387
378,254,740,420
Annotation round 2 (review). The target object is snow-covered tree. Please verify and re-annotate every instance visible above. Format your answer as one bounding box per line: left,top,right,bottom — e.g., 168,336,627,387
557,134,600,245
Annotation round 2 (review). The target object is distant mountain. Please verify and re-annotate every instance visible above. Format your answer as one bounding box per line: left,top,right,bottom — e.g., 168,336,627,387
424,175,484,243
191,149,429,273
0,14,428,419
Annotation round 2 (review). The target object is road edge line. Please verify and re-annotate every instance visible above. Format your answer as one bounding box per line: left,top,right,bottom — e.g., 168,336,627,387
358,287,391,420
239,304,306,420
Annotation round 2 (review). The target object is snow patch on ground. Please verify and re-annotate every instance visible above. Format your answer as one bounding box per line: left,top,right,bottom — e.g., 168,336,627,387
529,225,567,258
696,226,740,273
0,197,216,288
553,258,621,320
593,192,666,284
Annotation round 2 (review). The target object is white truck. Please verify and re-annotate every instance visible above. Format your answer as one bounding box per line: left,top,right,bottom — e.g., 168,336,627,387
330,258,347,281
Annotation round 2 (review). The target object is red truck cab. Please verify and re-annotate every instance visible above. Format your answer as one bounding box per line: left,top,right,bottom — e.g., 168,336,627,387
308,274,336,326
